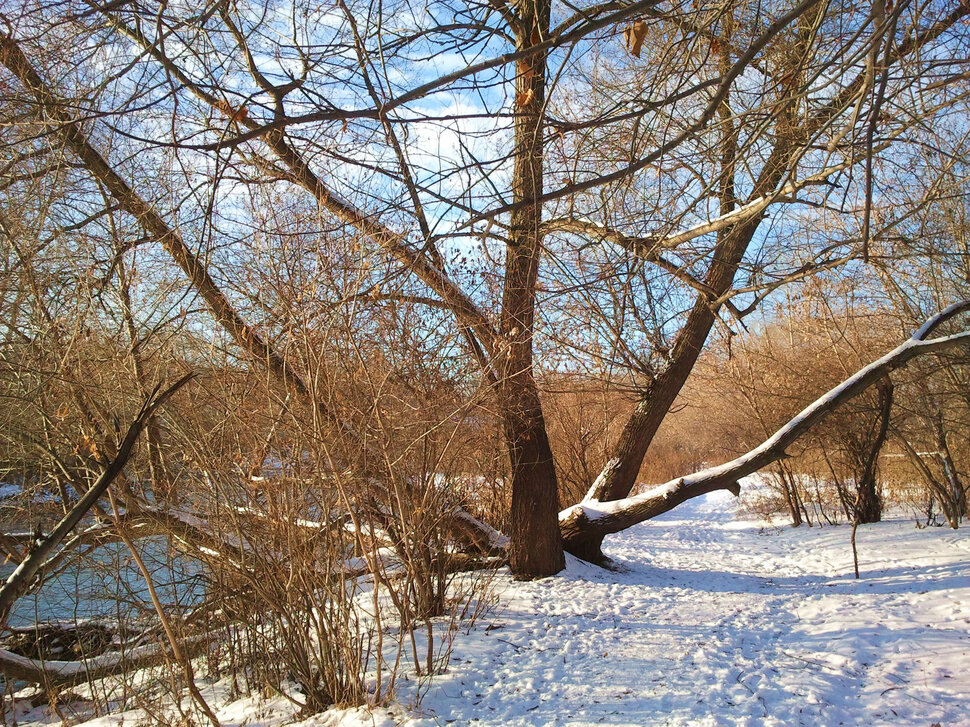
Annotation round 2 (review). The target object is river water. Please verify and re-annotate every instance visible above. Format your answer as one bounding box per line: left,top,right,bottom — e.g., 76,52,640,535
1,537,206,629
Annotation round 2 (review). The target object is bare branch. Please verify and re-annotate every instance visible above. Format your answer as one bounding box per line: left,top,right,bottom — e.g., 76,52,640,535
0,373,193,628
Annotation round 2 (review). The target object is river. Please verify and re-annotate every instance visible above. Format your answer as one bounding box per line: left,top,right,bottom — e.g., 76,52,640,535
1,537,207,629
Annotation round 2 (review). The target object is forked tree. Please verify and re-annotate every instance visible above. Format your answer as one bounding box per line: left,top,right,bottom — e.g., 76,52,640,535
1,0,969,579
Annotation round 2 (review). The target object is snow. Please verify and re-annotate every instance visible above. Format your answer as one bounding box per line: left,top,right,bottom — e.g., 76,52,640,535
452,507,511,549
407,492,970,726
10,486,970,726
563,480,681,522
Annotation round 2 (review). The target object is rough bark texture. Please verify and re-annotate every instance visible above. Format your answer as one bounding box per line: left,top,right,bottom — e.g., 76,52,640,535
503,0,565,578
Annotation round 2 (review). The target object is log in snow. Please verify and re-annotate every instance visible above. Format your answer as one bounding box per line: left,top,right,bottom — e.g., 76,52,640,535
0,632,215,689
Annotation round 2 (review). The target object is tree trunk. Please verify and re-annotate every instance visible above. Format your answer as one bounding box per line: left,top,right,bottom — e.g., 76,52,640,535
573,3,853,560
932,414,965,526
854,379,893,524
573,94,813,559
503,0,564,578
574,216,761,561
0,377,191,628
777,464,803,527
502,386,564,577
590,145,809,499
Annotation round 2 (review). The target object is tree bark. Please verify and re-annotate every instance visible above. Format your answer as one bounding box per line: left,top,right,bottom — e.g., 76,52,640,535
502,0,565,578
853,378,893,524
0,632,215,689
587,81,812,505
575,36,817,560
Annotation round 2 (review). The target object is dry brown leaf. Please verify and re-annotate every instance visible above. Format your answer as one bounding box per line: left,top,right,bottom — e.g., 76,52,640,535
624,21,647,57
214,98,248,123
515,60,535,107
515,89,534,108
80,435,100,459
530,27,541,46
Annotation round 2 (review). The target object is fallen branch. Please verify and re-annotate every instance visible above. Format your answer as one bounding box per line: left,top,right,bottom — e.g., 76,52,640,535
444,508,510,557
0,631,215,688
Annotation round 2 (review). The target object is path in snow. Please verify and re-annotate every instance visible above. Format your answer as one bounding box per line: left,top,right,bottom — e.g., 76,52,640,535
408,492,970,727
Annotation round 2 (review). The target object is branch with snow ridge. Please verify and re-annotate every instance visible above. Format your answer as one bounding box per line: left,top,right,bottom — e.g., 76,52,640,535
559,301,970,553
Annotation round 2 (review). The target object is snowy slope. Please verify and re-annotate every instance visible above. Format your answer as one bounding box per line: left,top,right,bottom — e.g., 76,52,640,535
10,489,970,726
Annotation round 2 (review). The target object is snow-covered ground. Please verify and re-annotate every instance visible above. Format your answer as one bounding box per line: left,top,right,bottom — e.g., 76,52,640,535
403,492,970,726
11,490,970,726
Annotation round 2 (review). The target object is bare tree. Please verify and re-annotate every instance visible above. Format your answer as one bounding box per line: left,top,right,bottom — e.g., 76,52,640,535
560,301,970,546
0,0,968,583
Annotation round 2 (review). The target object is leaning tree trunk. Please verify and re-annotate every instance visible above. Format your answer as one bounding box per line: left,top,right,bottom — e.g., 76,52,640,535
573,83,813,561
0,376,192,628
502,0,564,578
568,0,946,558
580,33,814,529
574,214,764,562
560,301,970,557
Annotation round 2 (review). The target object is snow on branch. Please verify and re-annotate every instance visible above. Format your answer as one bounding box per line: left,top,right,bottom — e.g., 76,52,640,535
543,154,869,258
0,632,216,688
559,301,970,547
